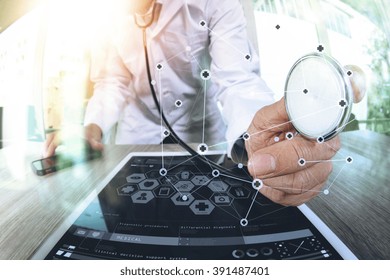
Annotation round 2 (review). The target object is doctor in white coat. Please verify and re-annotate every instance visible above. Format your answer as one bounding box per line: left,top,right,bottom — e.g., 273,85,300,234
45,0,340,206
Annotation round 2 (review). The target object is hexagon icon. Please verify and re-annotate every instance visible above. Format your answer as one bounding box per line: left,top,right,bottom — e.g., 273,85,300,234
131,191,154,204
228,186,251,199
207,180,228,192
176,170,193,180
117,184,139,196
153,185,175,198
191,175,209,186
160,175,179,185
126,173,146,183
211,194,232,206
139,179,159,190
171,192,194,206
189,200,215,215
174,181,195,192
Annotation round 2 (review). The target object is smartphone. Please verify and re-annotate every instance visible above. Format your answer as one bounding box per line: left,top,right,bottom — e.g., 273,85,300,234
31,142,102,176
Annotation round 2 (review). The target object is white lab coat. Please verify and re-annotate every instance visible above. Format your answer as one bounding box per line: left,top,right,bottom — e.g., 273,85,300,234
84,0,274,156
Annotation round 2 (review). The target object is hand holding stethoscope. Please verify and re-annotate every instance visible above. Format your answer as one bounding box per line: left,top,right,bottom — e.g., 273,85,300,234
245,54,366,205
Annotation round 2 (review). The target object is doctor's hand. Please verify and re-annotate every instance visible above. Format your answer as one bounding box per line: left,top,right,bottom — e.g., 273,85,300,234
42,131,61,158
42,124,104,158
245,98,341,206
84,123,104,152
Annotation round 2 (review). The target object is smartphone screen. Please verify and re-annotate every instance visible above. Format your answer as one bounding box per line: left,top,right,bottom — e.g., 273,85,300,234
31,142,102,176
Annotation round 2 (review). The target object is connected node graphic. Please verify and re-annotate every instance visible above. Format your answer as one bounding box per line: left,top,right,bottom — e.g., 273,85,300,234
148,22,352,229
240,218,249,227
200,69,211,80
175,100,183,108
197,143,209,154
159,168,167,176
317,136,325,144
298,158,306,167
338,99,348,108
252,179,263,190
156,63,163,71
212,169,220,178
162,129,170,138
323,189,330,195
243,132,250,141
286,132,294,140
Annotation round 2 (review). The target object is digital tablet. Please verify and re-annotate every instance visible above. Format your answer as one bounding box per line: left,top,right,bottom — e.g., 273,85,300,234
32,151,357,260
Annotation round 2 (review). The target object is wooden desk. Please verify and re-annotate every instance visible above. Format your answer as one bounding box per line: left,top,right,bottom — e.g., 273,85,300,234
306,130,390,259
0,130,389,259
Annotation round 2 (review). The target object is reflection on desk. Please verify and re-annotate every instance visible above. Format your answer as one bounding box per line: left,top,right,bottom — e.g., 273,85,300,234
0,130,389,259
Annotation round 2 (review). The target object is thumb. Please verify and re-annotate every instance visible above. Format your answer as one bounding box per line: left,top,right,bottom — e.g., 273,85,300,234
85,124,104,151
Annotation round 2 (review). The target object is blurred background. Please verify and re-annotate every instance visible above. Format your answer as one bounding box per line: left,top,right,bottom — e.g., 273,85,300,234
0,0,389,153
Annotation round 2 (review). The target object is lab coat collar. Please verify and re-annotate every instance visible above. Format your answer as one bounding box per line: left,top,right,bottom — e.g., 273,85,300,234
151,0,184,37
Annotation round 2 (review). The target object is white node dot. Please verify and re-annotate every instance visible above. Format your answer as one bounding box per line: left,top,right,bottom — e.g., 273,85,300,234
240,219,248,227
274,136,280,142
286,132,294,140
182,195,188,201
156,63,163,71
317,136,325,144
159,168,167,176
212,169,220,178
238,163,244,169
162,129,170,138
185,46,191,52
323,189,330,195
199,20,207,28
200,69,211,80
252,179,263,190
175,100,183,107
150,80,156,85
243,132,250,141
298,158,306,167
197,143,209,154
346,156,353,164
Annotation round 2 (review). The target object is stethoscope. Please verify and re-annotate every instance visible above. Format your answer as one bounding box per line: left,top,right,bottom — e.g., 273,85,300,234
134,2,355,175
134,3,234,175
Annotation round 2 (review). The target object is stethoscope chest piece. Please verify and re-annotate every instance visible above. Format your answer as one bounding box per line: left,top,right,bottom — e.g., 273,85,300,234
284,53,353,141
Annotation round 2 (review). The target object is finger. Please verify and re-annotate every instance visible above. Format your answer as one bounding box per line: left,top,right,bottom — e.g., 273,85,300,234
89,138,104,151
246,98,295,152
248,135,340,179
43,141,58,158
259,180,326,206
85,124,104,151
262,161,333,195
42,133,59,158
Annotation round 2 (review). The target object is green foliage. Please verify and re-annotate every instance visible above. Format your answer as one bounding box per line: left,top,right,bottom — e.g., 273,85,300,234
365,32,390,120
341,0,390,133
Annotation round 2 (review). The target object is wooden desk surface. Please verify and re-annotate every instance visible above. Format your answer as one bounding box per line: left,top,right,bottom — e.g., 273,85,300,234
0,131,389,260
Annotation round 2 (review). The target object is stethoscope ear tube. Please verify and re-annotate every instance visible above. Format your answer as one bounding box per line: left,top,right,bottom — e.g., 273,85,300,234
140,26,240,175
